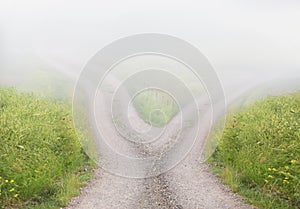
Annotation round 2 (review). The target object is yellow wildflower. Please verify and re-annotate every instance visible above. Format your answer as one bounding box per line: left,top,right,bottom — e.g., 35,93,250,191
264,179,269,184
283,180,289,184
291,160,297,165
5,180,8,183
10,179,14,183
267,168,272,171
14,194,19,198
285,166,289,170
9,188,15,192
268,175,274,179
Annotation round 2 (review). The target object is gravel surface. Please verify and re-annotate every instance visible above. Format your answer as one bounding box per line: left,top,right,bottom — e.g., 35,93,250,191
67,164,254,209
67,76,255,209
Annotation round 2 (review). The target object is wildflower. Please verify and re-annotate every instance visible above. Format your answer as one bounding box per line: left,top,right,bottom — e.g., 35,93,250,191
14,194,19,198
283,180,289,184
9,188,15,192
5,179,8,183
291,160,297,165
264,179,269,184
268,175,274,179
267,168,272,171
10,179,14,183
285,166,289,170
272,168,277,172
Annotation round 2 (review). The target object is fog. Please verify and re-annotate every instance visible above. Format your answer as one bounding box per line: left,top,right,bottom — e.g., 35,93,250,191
1,0,300,95
1,0,300,180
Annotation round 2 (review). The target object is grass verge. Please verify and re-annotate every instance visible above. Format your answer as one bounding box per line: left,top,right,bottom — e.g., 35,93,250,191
0,87,94,209
209,93,300,208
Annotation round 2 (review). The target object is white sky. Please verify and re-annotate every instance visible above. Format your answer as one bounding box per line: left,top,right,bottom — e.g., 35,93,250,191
1,0,300,81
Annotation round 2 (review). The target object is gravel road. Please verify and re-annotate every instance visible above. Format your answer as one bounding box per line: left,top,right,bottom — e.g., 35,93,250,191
67,75,256,209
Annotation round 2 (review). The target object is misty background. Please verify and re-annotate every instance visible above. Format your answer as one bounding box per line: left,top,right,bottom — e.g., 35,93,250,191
1,0,300,98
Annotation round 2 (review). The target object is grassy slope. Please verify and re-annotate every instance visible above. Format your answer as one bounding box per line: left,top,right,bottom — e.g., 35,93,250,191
0,88,93,209
209,93,300,208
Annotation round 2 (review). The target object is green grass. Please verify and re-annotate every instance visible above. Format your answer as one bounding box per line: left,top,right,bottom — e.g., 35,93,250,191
132,89,179,127
0,87,94,209
209,93,300,208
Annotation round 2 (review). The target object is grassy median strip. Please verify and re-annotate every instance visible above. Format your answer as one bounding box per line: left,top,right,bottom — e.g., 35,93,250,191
209,93,300,208
132,89,179,127
0,87,93,209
